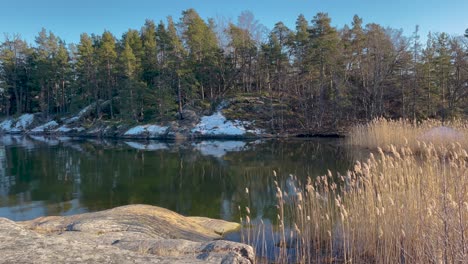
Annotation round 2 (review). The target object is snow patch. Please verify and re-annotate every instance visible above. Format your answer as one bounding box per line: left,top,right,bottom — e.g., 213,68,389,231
63,104,92,124
64,116,79,124
191,111,261,136
194,140,247,158
55,125,85,133
31,121,59,133
78,104,92,117
124,124,168,137
0,119,13,131
0,114,35,133
124,126,146,135
14,114,34,130
146,125,168,137
55,125,72,133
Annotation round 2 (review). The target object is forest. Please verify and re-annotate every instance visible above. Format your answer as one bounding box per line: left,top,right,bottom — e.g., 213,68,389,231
0,9,467,133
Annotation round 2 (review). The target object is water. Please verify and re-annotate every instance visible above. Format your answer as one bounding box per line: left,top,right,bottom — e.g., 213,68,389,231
0,135,357,225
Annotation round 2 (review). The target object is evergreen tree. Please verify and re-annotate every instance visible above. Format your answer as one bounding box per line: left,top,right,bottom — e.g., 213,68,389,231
97,31,117,118
0,9,465,127
76,33,97,108
0,34,32,115
308,13,341,122
141,19,158,86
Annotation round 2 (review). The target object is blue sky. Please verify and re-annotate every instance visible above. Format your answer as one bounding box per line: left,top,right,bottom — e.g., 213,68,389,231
1,0,467,44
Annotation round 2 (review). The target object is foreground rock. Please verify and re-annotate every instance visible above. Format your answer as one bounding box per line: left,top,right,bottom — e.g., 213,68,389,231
0,204,254,264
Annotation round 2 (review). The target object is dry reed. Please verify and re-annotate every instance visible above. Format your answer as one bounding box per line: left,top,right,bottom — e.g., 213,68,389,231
242,140,467,263
347,118,468,152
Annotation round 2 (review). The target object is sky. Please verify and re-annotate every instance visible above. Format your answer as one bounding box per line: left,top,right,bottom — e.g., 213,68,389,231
1,0,467,44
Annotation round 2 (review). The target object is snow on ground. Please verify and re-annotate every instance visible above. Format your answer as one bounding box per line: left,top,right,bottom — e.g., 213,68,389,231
14,114,34,130
64,116,79,124
124,141,169,151
145,125,168,137
64,104,93,124
55,125,85,133
31,121,59,133
124,124,168,137
0,114,35,133
193,140,247,158
77,104,92,117
56,136,72,142
191,111,261,136
124,125,146,135
0,119,13,131
55,125,72,133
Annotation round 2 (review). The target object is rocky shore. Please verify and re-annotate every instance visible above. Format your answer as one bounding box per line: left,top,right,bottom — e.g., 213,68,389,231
0,204,254,264
0,101,265,140
0,99,345,140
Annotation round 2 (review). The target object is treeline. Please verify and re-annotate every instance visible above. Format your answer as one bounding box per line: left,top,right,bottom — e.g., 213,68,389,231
0,9,467,127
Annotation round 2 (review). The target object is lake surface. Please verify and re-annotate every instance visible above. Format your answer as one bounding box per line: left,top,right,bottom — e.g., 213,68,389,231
0,135,359,226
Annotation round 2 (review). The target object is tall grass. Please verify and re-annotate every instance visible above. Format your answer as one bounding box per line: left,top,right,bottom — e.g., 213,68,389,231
348,118,468,151
242,129,467,263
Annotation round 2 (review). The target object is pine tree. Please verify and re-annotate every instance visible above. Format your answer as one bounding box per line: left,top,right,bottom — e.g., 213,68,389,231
76,33,97,108
308,13,341,121
141,19,158,86
97,31,117,118
0,34,31,115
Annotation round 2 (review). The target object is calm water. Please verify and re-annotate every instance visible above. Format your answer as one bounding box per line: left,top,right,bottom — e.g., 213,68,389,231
0,135,358,225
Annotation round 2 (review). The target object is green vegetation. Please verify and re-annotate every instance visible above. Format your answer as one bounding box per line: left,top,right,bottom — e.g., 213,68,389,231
1,10,466,133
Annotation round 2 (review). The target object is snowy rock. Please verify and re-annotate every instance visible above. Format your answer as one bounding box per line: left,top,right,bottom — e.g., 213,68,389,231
55,125,72,133
31,121,59,133
55,125,85,133
0,119,13,132
15,114,35,130
124,124,168,138
0,114,35,133
191,111,261,137
63,116,79,124
63,104,94,124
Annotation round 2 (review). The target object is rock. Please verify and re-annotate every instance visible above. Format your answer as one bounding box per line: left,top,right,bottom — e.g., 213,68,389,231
0,113,36,133
191,111,261,138
0,204,253,264
30,120,59,133
180,109,199,124
123,124,168,138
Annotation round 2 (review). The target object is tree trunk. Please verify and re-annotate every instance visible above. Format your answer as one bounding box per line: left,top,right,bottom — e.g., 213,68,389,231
178,76,184,120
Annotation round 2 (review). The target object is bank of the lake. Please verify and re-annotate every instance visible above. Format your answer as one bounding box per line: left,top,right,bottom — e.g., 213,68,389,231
0,98,348,140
